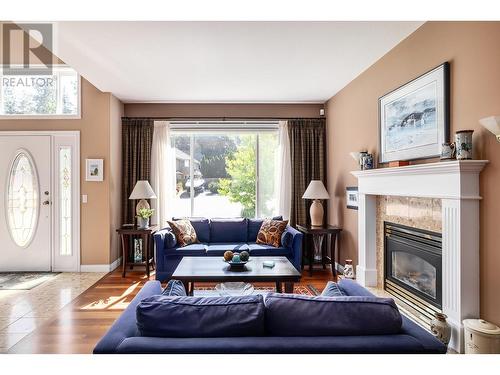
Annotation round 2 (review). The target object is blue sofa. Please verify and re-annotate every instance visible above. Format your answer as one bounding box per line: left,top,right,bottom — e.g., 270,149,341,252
93,279,446,354
153,217,303,282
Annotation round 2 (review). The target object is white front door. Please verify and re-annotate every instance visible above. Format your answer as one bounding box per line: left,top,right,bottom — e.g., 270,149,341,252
0,135,51,271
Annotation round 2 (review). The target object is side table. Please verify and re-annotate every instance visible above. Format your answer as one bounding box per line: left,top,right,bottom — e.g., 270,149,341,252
116,225,158,278
296,224,342,278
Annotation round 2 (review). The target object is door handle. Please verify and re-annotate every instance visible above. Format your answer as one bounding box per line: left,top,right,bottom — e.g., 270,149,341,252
42,200,51,205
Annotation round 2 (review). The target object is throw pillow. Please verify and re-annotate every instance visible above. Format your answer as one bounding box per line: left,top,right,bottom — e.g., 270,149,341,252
167,219,199,247
321,281,345,297
162,280,187,296
256,219,288,247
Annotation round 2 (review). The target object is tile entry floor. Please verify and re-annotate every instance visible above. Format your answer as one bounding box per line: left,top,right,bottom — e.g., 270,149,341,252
0,272,105,353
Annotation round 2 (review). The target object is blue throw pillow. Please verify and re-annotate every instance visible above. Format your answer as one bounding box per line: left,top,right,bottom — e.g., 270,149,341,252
161,280,186,296
137,294,265,338
264,293,402,336
281,231,293,247
321,281,345,297
164,230,177,248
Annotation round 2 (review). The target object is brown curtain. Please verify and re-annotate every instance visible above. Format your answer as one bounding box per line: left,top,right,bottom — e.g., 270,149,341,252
121,118,154,224
288,118,327,227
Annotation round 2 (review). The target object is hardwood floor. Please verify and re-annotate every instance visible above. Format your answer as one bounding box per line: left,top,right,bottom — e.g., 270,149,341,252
8,266,335,354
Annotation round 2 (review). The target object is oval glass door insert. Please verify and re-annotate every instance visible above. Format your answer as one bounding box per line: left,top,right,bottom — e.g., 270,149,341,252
6,150,39,248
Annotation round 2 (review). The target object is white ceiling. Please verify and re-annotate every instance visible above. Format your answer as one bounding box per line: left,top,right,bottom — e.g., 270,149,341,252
49,21,423,103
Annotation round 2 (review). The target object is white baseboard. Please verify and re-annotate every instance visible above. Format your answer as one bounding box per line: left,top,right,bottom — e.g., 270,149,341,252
81,257,122,273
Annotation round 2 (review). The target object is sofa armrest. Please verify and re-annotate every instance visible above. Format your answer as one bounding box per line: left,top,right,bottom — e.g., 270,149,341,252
93,280,162,354
285,226,303,271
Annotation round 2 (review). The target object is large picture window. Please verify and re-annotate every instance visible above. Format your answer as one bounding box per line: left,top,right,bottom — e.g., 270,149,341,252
0,66,80,118
170,123,279,218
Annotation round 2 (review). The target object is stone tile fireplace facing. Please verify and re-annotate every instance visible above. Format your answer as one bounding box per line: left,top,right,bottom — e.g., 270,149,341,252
352,160,488,353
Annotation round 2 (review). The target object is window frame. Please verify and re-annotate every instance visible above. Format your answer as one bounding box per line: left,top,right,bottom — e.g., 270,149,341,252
169,121,280,218
0,65,82,120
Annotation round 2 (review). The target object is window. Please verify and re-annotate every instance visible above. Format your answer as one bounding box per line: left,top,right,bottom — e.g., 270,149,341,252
7,150,39,248
59,147,72,256
0,66,80,118
170,122,279,218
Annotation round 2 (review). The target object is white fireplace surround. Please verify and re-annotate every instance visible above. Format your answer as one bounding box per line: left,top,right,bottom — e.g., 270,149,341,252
351,160,488,353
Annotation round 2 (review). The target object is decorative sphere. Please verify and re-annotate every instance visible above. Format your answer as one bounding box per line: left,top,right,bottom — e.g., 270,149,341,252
223,251,234,262
240,251,249,262
232,254,241,263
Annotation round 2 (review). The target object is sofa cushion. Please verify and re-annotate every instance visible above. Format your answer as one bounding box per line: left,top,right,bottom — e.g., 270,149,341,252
168,219,199,247
281,231,293,247
321,281,345,297
256,219,288,247
164,230,177,248
247,216,283,242
264,293,402,336
338,279,375,297
206,243,249,256
175,243,208,256
210,218,248,243
247,243,290,256
136,295,265,338
162,280,187,296
172,217,210,243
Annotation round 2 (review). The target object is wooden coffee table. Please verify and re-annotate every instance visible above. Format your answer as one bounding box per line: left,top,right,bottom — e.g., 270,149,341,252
172,256,302,295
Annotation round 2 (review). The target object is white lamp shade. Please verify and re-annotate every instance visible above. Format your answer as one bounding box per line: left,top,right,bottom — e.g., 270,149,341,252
479,116,500,135
302,180,330,200
129,180,157,200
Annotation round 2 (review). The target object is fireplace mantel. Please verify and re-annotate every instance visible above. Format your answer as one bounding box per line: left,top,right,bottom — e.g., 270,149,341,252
351,160,488,352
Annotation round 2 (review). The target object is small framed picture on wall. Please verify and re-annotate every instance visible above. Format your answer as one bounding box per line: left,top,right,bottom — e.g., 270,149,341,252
346,187,359,210
85,159,104,181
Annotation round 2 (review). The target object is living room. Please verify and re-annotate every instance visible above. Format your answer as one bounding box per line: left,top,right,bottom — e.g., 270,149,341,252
1,0,500,372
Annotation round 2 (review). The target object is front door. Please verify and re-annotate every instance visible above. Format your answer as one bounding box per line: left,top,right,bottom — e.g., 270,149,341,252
0,135,51,271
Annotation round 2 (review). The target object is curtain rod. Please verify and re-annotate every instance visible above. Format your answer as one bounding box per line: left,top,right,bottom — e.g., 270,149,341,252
121,116,325,120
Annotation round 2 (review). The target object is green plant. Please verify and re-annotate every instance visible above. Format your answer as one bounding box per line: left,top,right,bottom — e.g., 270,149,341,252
207,179,220,193
136,208,155,219
218,135,256,218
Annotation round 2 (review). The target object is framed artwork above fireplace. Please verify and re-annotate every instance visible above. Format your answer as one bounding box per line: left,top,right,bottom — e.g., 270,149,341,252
379,62,450,163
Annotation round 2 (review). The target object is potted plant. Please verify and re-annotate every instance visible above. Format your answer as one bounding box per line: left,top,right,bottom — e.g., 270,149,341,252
136,208,154,229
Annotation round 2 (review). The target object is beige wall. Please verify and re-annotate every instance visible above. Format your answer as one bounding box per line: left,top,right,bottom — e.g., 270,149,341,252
109,95,123,263
326,21,500,325
0,80,117,265
124,102,324,119
1,22,123,266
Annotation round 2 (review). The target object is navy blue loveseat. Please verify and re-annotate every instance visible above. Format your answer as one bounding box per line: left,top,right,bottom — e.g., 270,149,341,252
153,217,303,282
93,279,446,354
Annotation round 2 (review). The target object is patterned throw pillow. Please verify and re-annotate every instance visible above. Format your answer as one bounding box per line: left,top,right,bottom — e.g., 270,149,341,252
167,219,199,247
256,219,288,247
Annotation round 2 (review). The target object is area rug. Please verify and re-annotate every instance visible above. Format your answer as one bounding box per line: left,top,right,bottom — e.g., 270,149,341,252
194,284,320,296
0,272,60,290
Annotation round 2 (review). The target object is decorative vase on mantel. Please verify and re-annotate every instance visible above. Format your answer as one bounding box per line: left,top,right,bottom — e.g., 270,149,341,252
430,312,451,346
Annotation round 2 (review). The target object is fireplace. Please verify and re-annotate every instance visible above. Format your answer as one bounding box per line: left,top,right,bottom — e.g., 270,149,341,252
384,222,442,325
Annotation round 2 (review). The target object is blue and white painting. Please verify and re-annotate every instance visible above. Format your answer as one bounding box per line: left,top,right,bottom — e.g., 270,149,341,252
384,82,438,153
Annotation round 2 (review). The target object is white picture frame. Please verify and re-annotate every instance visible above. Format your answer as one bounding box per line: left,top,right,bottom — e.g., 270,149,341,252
85,159,103,181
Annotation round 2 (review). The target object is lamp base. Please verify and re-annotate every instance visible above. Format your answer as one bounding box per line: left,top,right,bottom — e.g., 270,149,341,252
136,199,150,216
310,199,324,227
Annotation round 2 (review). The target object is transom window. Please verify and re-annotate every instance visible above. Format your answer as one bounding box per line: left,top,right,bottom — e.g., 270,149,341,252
170,122,279,218
0,66,80,118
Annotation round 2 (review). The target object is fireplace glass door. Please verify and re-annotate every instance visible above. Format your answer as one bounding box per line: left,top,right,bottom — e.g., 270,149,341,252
391,251,437,299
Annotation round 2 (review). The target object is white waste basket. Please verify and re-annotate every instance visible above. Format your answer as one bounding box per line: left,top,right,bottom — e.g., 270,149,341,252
463,319,500,354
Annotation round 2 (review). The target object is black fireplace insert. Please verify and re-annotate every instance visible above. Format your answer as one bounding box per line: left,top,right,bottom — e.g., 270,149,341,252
384,222,442,309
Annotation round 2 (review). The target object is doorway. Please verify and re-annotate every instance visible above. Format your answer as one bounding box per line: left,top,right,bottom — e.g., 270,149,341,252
0,131,80,272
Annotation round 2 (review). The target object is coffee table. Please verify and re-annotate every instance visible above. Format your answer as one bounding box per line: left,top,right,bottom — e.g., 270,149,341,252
172,256,302,295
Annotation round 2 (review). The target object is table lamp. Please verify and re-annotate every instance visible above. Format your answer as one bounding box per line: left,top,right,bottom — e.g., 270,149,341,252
302,180,330,227
129,180,157,216
479,116,500,142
